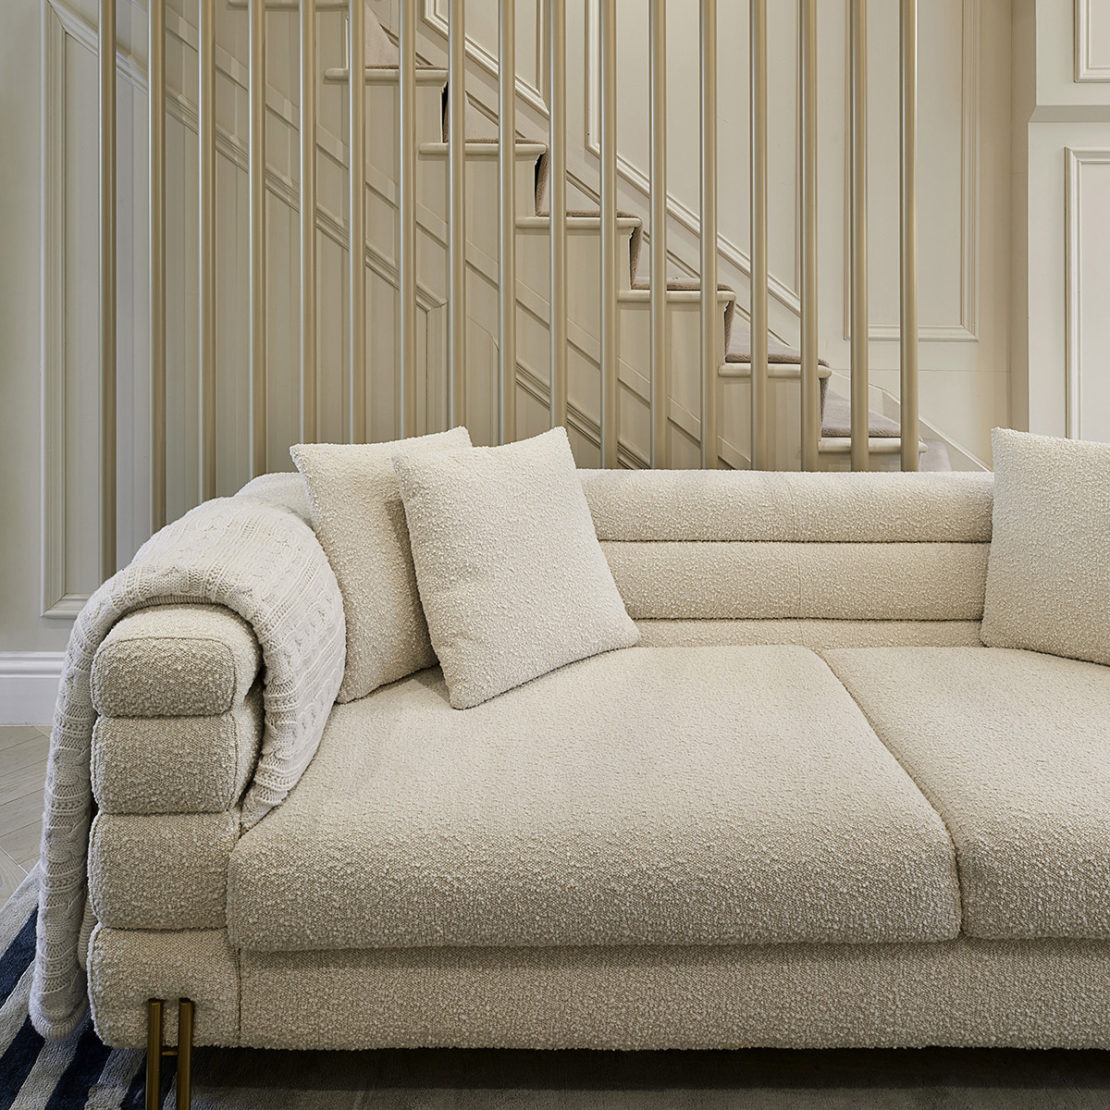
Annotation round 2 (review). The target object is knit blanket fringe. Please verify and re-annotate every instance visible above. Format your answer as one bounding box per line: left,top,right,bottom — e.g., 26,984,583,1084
30,489,345,1039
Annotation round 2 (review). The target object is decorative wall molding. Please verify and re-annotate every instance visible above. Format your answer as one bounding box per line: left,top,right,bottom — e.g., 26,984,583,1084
42,3,89,620
1075,0,1110,82
41,0,448,623
420,0,549,116
844,0,980,344
0,654,66,726
1064,147,1110,439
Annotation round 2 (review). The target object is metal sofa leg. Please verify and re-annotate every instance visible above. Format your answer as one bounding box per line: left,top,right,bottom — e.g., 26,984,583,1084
145,998,194,1110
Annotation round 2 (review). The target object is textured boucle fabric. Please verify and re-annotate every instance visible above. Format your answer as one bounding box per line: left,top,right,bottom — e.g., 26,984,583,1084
88,927,239,1048
91,605,260,717
238,937,1110,1051
579,469,994,542
635,619,985,649
227,646,958,951
91,687,262,814
603,542,988,620
981,428,1110,665
392,428,640,708
33,495,345,1040
291,428,471,702
825,646,1110,940
88,810,239,930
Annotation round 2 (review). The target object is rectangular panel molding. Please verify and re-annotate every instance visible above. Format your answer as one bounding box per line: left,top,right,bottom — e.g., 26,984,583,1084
1065,147,1110,440
1075,0,1110,81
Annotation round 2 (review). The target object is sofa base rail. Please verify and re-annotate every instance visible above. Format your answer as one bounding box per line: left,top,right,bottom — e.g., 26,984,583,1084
90,927,1110,1054
146,998,194,1110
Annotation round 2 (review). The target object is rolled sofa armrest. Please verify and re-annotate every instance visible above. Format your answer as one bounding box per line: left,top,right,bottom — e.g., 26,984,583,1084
87,604,264,935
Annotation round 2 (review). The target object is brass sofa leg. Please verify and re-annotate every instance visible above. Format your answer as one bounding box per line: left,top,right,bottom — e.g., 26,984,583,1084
145,998,194,1110
145,1000,162,1110
177,999,194,1109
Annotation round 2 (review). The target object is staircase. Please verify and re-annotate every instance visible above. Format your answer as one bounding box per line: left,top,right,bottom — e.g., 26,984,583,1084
310,5,945,472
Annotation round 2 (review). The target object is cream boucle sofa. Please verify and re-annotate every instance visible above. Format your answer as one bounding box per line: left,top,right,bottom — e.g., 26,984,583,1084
84,470,1110,1052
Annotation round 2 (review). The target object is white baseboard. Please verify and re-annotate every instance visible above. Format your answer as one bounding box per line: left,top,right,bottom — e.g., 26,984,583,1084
0,652,65,726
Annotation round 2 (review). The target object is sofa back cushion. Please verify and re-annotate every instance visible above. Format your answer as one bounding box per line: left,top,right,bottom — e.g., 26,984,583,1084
981,428,1110,664
581,470,994,623
291,428,471,702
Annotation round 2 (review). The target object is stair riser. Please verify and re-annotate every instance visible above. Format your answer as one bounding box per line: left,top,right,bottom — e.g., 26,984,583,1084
417,154,541,245
515,225,637,300
361,84,446,178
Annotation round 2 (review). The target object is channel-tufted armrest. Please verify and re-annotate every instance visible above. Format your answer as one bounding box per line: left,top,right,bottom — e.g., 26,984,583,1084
87,604,267,934
91,604,261,719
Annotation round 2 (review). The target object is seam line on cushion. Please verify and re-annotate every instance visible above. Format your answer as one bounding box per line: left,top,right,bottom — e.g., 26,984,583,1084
818,654,967,934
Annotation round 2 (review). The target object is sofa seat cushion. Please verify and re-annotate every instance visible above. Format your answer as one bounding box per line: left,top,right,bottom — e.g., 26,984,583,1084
227,646,959,951
824,647,1110,940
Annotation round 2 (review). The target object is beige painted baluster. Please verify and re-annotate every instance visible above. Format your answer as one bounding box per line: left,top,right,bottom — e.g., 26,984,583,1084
300,0,318,443
549,0,568,430
799,0,820,471
749,0,768,470
599,0,618,468
149,0,166,525
249,0,267,474
100,0,117,568
348,0,365,441
649,0,667,468
199,0,217,496
849,0,869,472
448,0,467,429
400,0,417,437
498,0,516,444
900,0,919,471
700,0,718,469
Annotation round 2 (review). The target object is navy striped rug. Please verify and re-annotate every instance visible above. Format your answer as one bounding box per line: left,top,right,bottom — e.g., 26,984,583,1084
0,868,172,1110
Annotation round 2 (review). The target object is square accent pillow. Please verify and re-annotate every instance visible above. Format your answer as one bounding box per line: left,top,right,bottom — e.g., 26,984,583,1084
981,427,1110,664
392,427,640,708
291,427,471,701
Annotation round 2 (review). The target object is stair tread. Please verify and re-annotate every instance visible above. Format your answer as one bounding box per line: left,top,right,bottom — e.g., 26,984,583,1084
324,67,450,85
821,390,901,438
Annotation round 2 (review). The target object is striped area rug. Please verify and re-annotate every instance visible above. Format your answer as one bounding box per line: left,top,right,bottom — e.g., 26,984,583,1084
0,868,170,1110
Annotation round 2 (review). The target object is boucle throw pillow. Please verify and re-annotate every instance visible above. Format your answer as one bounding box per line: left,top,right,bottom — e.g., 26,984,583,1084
393,427,640,708
981,427,1110,664
291,427,471,701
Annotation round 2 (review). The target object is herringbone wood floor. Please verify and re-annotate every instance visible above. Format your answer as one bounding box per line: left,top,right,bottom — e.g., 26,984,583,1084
0,725,50,905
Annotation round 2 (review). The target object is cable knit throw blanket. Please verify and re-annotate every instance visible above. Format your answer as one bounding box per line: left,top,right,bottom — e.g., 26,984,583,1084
31,484,345,1038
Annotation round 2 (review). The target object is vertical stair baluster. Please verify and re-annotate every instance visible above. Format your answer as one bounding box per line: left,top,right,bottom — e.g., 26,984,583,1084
249,0,267,473
699,0,718,469
849,0,869,472
549,0,568,431
348,0,366,441
600,0,618,468
448,0,467,429
149,0,166,525
900,0,919,471
749,0,768,470
799,0,820,471
300,0,318,443
199,0,217,495
649,0,667,468
400,0,417,436
498,0,516,444
100,0,117,568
